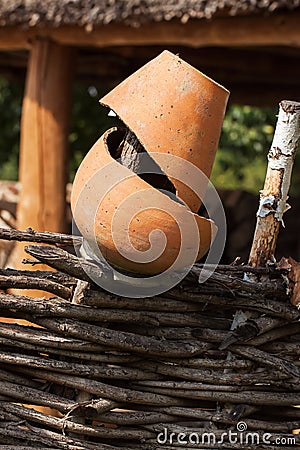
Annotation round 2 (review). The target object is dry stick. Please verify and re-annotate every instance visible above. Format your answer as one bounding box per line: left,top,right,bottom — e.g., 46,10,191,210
146,444,290,450
71,280,96,433
0,274,71,299
192,268,286,298
0,292,233,328
24,244,288,302
0,425,113,450
0,367,41,389
83,410,176,425
230,344,299,377
0,448,63,450
247,320,300,346
0,427,59,449
249,100,300,267
25,244,106,282
3,271,296,328
0,403,155,442
163,356,254,370
11,366,186,407
0,226,82,248
261,341,300,355
34,316,209,358
193,262,284,276
0,448,60,450
131,361,290,385
135,381,289,394
0,267,76,287
82,288,218,312
0,320,108,352
0,336,140,364
132,385,300,406
0,350,159,381
166,289,299,320
0,380,75,412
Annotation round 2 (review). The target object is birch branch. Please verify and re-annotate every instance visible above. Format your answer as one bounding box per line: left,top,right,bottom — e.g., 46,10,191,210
249,100,300,267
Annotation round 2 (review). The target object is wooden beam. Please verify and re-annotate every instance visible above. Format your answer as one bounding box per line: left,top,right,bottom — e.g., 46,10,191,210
0,13,300,51
10,38,73,274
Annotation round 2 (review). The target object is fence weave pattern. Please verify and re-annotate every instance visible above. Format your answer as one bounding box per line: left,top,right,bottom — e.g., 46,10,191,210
0,229,299,449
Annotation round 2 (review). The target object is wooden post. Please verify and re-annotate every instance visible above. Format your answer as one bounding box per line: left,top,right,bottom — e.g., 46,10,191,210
248,100,300,267
10,38,73,271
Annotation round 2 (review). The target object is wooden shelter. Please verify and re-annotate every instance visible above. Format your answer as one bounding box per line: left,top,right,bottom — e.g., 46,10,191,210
0,0,300,262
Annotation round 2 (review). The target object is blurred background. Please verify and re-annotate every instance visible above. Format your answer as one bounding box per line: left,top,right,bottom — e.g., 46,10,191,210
0,0,300,266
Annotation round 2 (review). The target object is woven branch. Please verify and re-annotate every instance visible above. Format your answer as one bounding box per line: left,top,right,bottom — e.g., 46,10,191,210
0,228,299,448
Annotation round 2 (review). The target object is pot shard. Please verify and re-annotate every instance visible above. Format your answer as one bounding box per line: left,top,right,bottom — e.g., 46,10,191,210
100,50,229,212
72,50,229,275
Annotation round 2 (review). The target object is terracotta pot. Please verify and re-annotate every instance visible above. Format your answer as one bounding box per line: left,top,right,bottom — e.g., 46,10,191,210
100,50,229,212
71,51,229,275
72,127,217,274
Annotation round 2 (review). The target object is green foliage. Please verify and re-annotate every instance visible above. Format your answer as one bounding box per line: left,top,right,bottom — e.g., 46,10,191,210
211,105,277,193
0,75,300,195
0,79,119,182
0,77,23,180
69,83,111,181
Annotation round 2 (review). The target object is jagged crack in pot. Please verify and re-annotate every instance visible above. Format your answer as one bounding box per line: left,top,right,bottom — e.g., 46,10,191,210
71,51,229,275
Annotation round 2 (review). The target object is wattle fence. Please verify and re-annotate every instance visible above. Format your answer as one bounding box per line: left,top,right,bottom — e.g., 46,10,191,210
0,228,299,449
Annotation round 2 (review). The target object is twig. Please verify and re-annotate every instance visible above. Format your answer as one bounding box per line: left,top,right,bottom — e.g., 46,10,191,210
0,227,82,248
0,293,232,328
11,366,186,407
0,403,155,442
0,267,76,287
230,345,299,377
131,361,290,385
165,289,299,320
132,385,300,406
0,274,71,299
0,321,107,351
0,350,159,381
34,316,214,358
25,245,106,282
0,380,75,412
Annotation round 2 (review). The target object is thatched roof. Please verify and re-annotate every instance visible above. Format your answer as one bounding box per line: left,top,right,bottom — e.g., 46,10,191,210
0,0,299,28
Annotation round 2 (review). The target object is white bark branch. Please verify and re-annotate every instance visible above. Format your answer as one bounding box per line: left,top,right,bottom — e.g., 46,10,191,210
249,100,300,267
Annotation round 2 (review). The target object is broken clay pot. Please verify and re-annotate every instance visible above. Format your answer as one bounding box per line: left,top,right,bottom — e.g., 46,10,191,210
71,51,229,275
100,50,229,212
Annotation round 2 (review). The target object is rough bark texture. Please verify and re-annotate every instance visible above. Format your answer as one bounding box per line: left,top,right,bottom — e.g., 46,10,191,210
0,228,299,448
115,129,176,195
